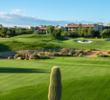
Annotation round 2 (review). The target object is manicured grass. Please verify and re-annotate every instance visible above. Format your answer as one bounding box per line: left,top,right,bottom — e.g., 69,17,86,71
0,57,110,99
0,34,110,52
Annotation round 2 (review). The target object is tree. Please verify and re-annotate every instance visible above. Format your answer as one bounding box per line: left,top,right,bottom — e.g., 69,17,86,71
6,30,11,35
61,31,69,37
0,24,3,28
46,25,54,35
71,28,78,37
0,28,7,37
33,30,42,34
56,25,59,27
100,29,108,38
88,28,94,37
78,23,82,29
81,28,87,37
0,30,6,37
43,25,46,27
30,27,34,31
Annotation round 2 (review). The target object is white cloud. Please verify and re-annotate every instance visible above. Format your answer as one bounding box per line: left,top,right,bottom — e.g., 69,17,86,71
12,9,25,13
0,9,98,27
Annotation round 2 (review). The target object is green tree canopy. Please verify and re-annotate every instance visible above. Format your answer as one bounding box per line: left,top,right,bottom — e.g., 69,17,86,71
46,25,54,35
33,30,42,34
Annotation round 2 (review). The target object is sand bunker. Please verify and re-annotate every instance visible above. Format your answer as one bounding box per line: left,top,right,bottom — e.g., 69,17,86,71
76,40,92,43
106,40,110,42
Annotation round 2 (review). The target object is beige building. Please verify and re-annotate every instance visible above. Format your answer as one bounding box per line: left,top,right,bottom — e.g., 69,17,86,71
65,23,103,31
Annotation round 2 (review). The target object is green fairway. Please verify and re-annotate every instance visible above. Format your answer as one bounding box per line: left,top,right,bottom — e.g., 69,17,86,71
0,34,110,52
0,57,110,100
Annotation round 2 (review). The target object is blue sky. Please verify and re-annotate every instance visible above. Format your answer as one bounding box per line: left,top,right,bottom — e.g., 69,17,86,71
0,0,109,27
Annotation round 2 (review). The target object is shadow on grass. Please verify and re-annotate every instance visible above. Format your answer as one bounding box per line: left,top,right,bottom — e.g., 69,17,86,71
0,67,49,73
54,36,69,41
0,44,10,52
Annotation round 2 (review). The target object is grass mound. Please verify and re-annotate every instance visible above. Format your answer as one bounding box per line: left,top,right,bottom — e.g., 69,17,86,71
1,34,110,52
0,34,65,52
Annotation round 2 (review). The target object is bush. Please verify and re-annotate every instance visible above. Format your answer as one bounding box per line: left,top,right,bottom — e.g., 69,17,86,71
39,55,48,59
31,52,39,59
107,51,110,54
14,54,23,59
98,54,109,57
78,53,83,57
60,48,69,53
76,50,84,54
68,50,76,56
86,50,92,52
82,51,87,55
73,54,77,57
96,52,103,56
33,30,43,34
90,48,96,51
97,52,109,57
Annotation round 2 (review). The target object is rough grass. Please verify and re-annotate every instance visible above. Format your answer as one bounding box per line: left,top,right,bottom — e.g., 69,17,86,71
0,34,110,52
1,57,110,99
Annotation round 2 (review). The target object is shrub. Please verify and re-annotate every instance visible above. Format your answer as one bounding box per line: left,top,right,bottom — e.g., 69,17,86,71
107,51,110,54
97,52,109,57
14,54,23,59
76,50,84,54
60,48,69,53
73,54,78,57
39,55,48,59
86,50,92,52
97,52,103,56
82,51,87,55
31,52,39,59
79,53,83,57
33,30,43,34
39,52,45,56
98,54,109,57
68,50,76,56
90,48,96,51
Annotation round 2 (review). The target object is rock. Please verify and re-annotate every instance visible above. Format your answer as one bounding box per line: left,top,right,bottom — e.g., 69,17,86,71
8,56,13,59
16,57,22,60
24,57,29,60
0,55,3,58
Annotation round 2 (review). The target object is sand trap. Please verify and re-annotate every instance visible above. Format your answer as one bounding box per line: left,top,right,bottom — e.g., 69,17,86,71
106,40,110,42
76,40,92,43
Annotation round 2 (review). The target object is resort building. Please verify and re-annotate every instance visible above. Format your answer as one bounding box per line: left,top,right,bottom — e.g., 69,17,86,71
65,23,103,31
27,22,105,33
32,25,65,33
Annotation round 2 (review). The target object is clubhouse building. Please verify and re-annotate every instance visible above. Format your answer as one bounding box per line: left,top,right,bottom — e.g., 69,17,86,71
28,22,104,33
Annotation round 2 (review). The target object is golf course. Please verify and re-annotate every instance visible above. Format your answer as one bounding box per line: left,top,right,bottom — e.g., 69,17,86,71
1,34,110,100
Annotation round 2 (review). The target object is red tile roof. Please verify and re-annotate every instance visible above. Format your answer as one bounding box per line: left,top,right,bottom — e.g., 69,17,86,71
66,24,94,28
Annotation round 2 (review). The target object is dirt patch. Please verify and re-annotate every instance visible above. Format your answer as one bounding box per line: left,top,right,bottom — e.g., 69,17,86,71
0,49,110,59
83,50,109,57
0,49,61,59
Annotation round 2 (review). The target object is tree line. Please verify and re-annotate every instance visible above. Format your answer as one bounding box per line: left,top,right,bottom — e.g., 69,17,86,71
0,25,110,38
0,27,33,38
45,25,110,38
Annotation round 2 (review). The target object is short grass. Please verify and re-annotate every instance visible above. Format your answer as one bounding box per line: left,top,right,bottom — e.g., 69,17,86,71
1,57,110,100
0,34,110,52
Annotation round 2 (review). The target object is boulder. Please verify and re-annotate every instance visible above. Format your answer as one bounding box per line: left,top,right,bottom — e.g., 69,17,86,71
0,55,3,58
24,57,29,60
16,57,22,60
8,56,13,59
